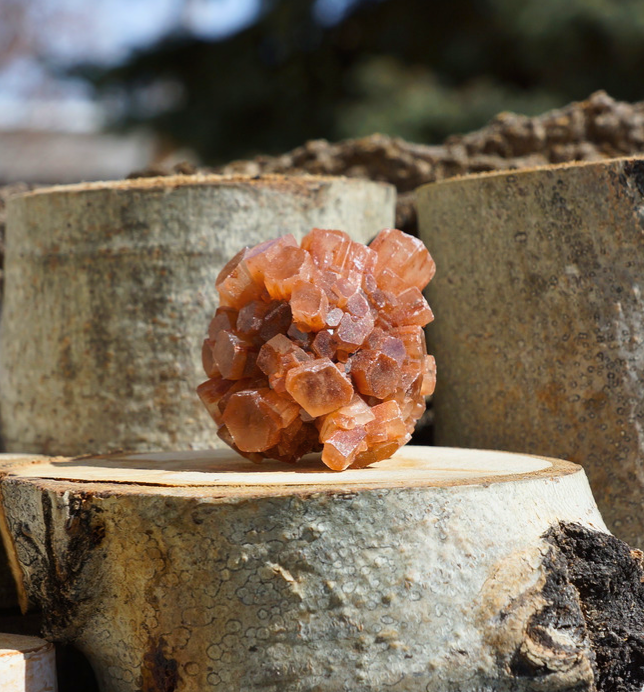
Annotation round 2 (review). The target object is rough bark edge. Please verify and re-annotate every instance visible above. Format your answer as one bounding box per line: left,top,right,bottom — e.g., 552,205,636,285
36,491,106,639
0,479,107,631
0,457,53,610
543,522,644,692
0,490,27,612
493,522,644,692
11,172,393,200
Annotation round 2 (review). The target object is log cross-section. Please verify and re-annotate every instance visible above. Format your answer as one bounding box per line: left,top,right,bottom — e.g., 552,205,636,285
0,446,610,691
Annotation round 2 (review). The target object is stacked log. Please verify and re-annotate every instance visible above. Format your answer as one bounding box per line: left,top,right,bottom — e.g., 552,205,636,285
0,175,394,458
0,446,632,691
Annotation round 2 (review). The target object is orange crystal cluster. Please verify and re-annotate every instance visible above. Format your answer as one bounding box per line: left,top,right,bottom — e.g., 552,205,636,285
197,228,436,470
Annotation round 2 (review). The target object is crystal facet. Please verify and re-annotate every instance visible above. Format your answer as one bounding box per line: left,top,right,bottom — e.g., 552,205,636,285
198,228,436,470
285,358,354,417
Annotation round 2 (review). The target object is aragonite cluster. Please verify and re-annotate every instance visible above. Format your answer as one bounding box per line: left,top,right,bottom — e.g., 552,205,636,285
197,228,436,470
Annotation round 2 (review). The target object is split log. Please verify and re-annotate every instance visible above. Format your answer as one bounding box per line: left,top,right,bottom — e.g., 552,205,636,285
0,633,56,692
416,156,644,549
0,445,628,691
0,175,394,458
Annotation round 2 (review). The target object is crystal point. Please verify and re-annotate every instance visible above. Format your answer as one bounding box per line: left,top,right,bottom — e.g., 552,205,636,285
221,389,282,452
370,228,436,291
215,248,264,308
350,349,401,398
212,330,258,380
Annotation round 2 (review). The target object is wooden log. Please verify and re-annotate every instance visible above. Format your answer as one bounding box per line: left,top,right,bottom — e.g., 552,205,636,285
0,446,616,691
0,174,395,458
417,157,644,549
0,633,57,692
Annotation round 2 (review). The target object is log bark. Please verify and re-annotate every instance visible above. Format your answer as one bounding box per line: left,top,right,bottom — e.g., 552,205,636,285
0,175,394,458
0,454,47,609
417,156,644,549
0,632,57,692
0,446,621,691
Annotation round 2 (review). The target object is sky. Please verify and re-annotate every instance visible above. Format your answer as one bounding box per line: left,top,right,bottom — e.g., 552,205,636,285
0,0,369,132
0,0,365,132
0,0,298,131
47,0,263,64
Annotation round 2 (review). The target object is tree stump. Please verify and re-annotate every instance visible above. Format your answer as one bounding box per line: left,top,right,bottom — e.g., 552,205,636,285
0,446,616,691
0,175,395,458
417,157,644,549
0,633,56,692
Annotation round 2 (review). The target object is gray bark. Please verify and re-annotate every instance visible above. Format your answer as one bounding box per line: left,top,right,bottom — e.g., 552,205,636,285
417,156,644,549
0,175,394,458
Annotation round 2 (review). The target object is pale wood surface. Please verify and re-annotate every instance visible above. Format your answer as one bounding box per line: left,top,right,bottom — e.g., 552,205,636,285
0,633,56,692
3,445,564,491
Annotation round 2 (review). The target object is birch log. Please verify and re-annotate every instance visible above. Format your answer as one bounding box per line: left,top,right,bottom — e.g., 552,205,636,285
416,157,644,549
0,446,623,691
0,633,57,692
0,174,395,457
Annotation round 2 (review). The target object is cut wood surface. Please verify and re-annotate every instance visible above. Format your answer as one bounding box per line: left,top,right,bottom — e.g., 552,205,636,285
0,446,611,691
0,174,395,458
0,633,57,692
4,445,559,489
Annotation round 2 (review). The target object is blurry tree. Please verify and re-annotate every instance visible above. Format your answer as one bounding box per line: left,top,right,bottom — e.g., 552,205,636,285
0,0,28,68
0,0,101,101
74,0,644,162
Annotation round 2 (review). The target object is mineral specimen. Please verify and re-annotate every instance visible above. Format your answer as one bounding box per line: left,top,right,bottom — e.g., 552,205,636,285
198,228,436,470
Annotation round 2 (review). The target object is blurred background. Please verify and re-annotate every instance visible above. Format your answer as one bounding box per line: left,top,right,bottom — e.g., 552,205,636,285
2,0,644,184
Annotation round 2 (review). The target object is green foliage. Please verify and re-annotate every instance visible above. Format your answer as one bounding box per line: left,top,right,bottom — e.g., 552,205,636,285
75,0,644,162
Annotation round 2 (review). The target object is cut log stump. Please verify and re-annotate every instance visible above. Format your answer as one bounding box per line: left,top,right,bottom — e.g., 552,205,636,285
0,175,395,457
0,633,56,692
417,157,644,549
0,446,627,691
